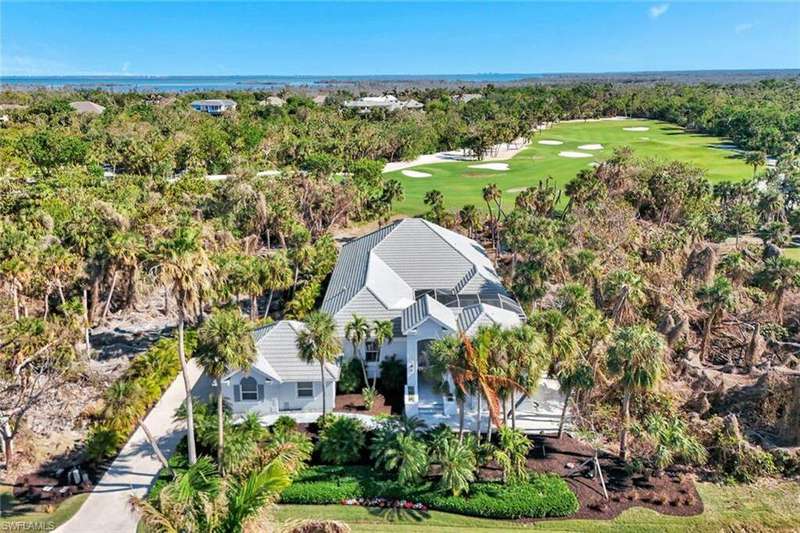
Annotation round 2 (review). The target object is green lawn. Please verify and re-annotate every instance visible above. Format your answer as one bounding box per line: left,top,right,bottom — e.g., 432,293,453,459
385,119,753,215
0,486,87,531
276,480,800,533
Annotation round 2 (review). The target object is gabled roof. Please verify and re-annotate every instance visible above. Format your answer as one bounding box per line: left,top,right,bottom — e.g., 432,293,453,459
402,294,458,333
69,101,105,114
235,320,339,382
321,218,508,319
191,99,236,107
456,303,522,335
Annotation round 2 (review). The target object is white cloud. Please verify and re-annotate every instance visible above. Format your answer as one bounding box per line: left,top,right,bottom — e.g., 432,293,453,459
121,61,131,74
735,23,753,34
649,3,670,19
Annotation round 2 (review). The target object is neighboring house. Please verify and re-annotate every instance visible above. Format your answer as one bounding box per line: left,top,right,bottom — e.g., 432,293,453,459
221,320,339,416
70,101,105,114
453,93,483,103
260,96,286,107
190,99,237,115
312,94,327,105
343,95,424,113
320,218,525,417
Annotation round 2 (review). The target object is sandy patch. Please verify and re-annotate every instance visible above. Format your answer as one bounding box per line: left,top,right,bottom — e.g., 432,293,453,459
588,162,600,167
640,137,650,141
623,127,649,132
468,163,509,171
538,140,563,146
507,187,528,193
558,151,593,159
578,144,603,150
401,169,432,178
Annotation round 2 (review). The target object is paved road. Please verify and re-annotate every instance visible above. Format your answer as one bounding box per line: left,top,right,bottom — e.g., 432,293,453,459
55,361,209,533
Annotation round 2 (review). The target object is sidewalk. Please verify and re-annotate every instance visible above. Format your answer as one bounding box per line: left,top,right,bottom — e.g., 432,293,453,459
55,361,209,533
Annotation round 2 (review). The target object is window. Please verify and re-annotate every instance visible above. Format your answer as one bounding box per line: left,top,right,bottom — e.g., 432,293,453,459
297,382,313,398
365,340,379,362
240,376,258,401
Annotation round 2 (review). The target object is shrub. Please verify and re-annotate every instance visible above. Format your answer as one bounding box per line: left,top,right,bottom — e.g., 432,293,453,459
85,425,124,464
318,416,366,464
337,358,365,394
362,386,377,410
273,415,299,434
771,448,800,477
378,356,405,397
281,466,578,519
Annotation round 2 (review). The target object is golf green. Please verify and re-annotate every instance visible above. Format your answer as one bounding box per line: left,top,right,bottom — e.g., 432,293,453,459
385,119,753,215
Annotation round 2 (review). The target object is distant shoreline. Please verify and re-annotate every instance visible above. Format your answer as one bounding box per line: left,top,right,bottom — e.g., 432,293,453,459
2,69,798,93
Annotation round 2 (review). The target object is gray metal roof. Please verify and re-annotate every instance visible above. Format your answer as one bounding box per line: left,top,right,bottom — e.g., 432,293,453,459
247,320,339,382
69,101,105,114
321,218,509,320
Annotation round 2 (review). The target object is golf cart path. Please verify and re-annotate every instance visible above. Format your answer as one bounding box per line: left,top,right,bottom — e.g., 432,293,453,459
55,361,209,533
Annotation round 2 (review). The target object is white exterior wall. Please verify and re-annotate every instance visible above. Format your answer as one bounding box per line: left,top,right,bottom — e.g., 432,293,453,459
403,319,454,416
221,371,336,416
340,336,407,379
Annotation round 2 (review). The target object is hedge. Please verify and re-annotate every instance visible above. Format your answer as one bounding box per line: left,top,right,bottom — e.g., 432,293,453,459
280,465,579,519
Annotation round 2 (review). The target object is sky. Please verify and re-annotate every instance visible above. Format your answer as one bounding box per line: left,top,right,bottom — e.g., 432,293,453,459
1,1,799,77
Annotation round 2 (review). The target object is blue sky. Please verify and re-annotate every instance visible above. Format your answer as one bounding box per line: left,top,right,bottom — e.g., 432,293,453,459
2,2,798,76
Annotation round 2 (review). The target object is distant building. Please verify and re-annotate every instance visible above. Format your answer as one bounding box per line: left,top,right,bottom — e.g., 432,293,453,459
453,93,483,103
70,101,105,114
260,96,286,107
343,95,424,113
312,95,327,105
190,99,237,115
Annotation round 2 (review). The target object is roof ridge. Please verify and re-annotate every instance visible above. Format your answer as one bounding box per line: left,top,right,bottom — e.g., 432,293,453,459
418,219,488,273
343,219,401,249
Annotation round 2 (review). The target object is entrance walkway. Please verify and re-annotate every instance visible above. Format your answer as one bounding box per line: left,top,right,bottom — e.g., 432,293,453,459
55,362,211,533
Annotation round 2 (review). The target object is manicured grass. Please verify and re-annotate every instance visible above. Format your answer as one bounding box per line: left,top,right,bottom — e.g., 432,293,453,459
276,479,800,533
385,119,752,215
0,486,88,531
782,247,800,261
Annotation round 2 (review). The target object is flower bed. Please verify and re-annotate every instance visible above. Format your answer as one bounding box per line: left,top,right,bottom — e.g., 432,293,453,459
280,465,579,519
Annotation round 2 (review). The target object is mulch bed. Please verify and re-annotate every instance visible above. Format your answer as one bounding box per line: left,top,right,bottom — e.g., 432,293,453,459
334,393,392,415
516,435,704,520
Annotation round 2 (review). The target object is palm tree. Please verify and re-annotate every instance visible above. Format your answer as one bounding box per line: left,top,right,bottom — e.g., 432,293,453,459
603,270,647,326
195,309,257,473
482,184,503,252
381,433,429,485
344,314,370,386
371,319,394,388
696,275,736,360
296,311,339,415
433,436,476,496
493,427,532,484
555,356,594,439
745,150,767,177
458,204,480,238
260,251,292,319
756,256,800,323
607,325,667,460
428,336,470,439
504,325,547,430
154,224,215,465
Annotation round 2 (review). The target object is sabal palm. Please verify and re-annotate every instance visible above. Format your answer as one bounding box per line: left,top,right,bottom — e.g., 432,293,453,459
296,311,339,415
196,309,257,473
260,251,292,318
154,224,215,465
756,256,800,323
344,314,371,386
427,336,470,439
371,319,394,388
696,275,735,360
603,270,647,326
503,325,547,429
607,325,666,460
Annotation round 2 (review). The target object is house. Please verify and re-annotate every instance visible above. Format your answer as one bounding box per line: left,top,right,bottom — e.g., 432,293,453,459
190,99,237,115
312,95,327,105
69,101,105,114
320,218,525,417
221,320,339,416
343,95,424,113
453,93,483,103
260,96,285,107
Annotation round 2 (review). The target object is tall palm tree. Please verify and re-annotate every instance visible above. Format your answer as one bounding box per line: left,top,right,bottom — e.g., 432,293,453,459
371,319,394,388
607,325,667,460
603,270,647,326
260,251,292,319
745,150,767,177
296,311,340,415
428,336,470,439
458,204,480,238
154,224,215,465
482,184,503,252
696,275,736,360
756,256,800,324
504,325,547,429
344,314,371,386
195,309,257,473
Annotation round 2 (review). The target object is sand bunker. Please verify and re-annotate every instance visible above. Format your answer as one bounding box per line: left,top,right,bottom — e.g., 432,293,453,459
558,151,592,158
401,170,432,178
507,187,527,193
468,163,509,171
588,162,600,167
623,127,650,132
538,140,563,145
578,144,603,150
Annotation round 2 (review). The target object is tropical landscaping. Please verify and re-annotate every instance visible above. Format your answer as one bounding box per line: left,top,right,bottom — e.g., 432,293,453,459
1,79,800,532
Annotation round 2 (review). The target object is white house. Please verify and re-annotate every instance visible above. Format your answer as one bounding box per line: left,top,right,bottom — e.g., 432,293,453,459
221,320,339,416
191,99,237,115
343,95,424,113
320,218,525,418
